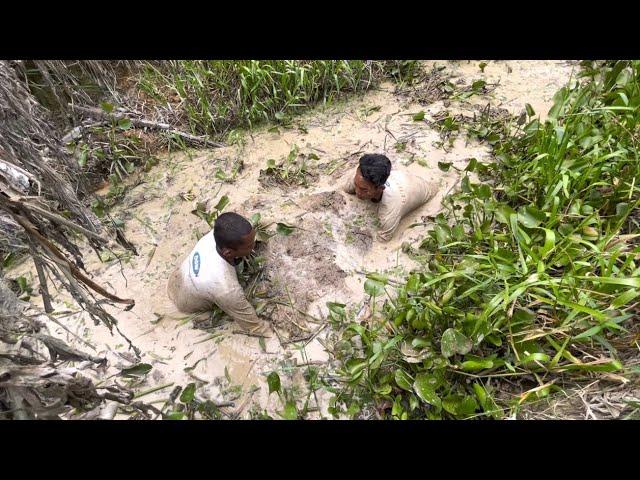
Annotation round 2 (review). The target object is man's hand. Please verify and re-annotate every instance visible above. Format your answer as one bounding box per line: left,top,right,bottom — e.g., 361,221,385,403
233,319,273,338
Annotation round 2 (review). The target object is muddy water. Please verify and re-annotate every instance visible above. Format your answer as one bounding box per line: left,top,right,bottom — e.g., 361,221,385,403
10,61,576,419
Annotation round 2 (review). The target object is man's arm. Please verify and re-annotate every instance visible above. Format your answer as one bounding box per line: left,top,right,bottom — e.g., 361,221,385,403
211,275,272,336
376,202,401,242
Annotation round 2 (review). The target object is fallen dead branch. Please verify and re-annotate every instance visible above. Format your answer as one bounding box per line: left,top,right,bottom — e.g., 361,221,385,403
67,104,225,149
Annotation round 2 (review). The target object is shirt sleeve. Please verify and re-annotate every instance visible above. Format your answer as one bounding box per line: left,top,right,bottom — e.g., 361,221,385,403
207,272,266,332
376,201,402,242
419,177,438,205
341,173,356,194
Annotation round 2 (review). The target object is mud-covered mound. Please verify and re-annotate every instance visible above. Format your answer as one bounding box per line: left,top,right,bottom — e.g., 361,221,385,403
299,190,347,216
261,218,347,340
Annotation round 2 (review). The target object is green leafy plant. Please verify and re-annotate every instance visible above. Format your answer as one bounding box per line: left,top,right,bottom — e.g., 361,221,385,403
190,195,230,228
259,144,319,188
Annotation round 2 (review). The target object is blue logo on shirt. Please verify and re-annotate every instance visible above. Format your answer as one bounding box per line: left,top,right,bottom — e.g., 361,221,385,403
192,252,201,277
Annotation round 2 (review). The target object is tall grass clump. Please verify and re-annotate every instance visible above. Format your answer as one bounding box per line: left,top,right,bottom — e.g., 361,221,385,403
136,60,406,137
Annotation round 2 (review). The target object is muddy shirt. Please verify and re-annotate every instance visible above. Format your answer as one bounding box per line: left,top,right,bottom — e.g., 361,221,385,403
170,230,269,335
341,169,437,242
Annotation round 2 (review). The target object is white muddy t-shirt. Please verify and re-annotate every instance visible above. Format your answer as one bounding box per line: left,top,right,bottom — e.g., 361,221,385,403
177,230,262,327
341,169,436,241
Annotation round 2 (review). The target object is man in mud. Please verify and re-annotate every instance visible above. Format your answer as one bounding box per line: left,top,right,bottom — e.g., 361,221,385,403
340,154,437,242
167,212,272,338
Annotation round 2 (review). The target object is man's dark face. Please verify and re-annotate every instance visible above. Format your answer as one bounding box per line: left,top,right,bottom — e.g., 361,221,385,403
354,168,385,201
229,228,256,259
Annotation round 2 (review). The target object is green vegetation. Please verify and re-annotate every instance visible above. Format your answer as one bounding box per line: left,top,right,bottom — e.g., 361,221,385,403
326,61,640,419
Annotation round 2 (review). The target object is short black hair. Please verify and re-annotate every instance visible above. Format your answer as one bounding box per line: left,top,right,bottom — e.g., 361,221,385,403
214,212,253,249
358,154,392,187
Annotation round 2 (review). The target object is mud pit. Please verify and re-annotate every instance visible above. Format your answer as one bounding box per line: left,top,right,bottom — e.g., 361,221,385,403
9,61,576,419
261,219,347,337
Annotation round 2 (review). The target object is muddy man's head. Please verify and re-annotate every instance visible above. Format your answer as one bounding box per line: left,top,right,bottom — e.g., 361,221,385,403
354,154,392,202
214,212,256,264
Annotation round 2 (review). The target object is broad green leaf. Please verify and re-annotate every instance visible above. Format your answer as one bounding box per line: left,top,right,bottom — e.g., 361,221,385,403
120,363,152,377
364,279,385,297
214,195,230,212
347,325,370,346
616,202,629,217
279,401,298,420
384,335,403,351
460,358,494,371
472,80,486,91
459,396,480,416
392,396,403,418
433,225,450,245
267,372,281,395
548,86,568,119
473,383,487,408
366,273,388,284
440,328,472,358
475,184,491,200
413,373,441,407
17,277,29,293
326,302,346,318
525,103,535,117
180,383,196,403
442,394,478,417
461,176,471,193
406,274,421,293
375,384,393,395
411,337,431,349
520,352,550,364
346,358,367,378
166,411,186,420
539,228,556,258
250,213,261,226
518,205,546,228
346,403,361,418
395,369,413,391
100,102,114,113
118,118,132,130
438,162,452,172
495,204,516,224
492,248,516,264
618,92,629,106
78,149,88,168
413,111,425,121
276,223,295,236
